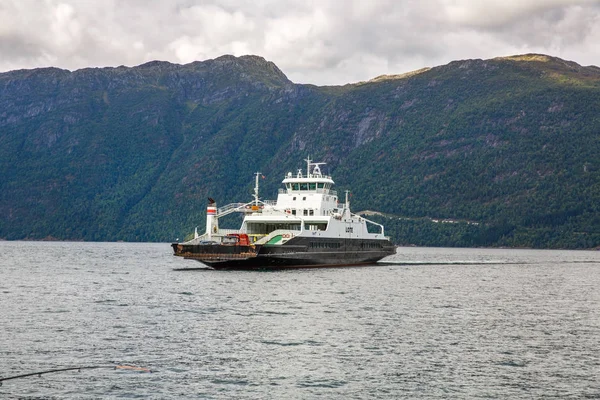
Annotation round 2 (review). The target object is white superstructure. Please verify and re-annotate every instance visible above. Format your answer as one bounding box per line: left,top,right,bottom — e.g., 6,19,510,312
189,158,387,246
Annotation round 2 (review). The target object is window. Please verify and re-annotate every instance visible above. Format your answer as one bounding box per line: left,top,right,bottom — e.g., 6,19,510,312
303,210,308,216
309,183,316,190
292,209,296,215
302,197,306,201
309,210,314,216
292,183,299,190
317,183,324,189
293,197,296,201
305,223,328,231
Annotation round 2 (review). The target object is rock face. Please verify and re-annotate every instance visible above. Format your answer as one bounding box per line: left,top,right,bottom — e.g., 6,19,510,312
1,53,600,248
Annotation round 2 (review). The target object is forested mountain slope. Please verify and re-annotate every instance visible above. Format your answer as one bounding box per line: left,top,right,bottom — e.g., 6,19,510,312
1,54,599,248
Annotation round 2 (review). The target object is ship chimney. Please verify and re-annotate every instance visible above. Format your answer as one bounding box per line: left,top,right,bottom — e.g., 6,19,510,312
206,198,218,239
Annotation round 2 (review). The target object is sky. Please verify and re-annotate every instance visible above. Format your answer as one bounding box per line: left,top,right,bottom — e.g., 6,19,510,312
1,0,599,85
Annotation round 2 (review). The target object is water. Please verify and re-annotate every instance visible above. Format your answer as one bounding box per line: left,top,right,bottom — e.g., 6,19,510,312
1,242,599,399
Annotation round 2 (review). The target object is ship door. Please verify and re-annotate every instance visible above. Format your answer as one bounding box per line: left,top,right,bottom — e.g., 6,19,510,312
344,221,354,250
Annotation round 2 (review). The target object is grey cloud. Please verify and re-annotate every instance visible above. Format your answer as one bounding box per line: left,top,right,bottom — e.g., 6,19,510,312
474,4,600,54
0,0,599,85
0,32,45,62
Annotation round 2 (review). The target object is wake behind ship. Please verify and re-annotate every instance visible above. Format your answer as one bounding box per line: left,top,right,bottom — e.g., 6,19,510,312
171,159,396,269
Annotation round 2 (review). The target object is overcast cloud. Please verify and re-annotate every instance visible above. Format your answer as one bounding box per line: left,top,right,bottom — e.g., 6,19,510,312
0,0,599,85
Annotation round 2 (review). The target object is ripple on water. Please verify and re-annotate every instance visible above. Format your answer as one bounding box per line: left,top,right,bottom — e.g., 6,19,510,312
1,243,600,399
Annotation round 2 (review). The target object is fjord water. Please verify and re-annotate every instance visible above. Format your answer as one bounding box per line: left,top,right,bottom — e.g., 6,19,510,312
1,242,599,399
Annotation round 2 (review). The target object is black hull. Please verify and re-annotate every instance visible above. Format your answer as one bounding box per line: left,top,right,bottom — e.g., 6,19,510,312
172,237,396,270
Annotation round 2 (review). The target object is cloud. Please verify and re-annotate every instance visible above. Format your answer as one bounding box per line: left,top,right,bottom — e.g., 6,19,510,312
0,0,599,84
166,4,256,63
440,0,597,27
50,3,81,47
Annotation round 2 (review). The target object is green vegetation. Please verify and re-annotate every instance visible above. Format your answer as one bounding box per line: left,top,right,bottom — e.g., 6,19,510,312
1,54,599,249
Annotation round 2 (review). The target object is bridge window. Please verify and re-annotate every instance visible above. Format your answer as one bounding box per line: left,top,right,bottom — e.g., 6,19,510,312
305,222,328,231
317,183,324,189
247,222,301,234
309,183,316,190
300,183,308,190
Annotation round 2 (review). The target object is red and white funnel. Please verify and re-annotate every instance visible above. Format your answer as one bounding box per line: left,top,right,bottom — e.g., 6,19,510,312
206,201,218,239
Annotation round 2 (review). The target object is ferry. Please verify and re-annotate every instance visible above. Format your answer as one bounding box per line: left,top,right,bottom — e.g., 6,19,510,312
171,159,396,269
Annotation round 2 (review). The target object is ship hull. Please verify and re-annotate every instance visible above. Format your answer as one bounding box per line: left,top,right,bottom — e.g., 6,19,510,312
172,237,395,270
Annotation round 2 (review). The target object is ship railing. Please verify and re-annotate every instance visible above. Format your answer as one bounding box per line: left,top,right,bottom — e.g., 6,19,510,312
217,203,247,215
182,235,208,245
216,228,245,236
352,212,386,236
218,200,278,217
183,229,245,244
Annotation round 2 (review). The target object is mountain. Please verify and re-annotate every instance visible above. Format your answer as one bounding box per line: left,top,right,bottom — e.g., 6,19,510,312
1,54,599,248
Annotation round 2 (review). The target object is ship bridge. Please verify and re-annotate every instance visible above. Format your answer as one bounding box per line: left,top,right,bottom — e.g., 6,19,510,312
275,158,338,217
281,160,335,194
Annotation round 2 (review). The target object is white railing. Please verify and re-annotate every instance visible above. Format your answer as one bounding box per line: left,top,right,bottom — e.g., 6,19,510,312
217,202,247,214
217,200,278,216
352,212,385,235
217,228,245,235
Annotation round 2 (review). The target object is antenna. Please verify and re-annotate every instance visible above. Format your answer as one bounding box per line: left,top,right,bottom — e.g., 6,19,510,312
304,157,327,177
312,162,326,177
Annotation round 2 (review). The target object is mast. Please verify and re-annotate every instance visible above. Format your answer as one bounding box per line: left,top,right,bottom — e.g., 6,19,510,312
254,172,261,205
345,190,350,210
305,157,312,177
